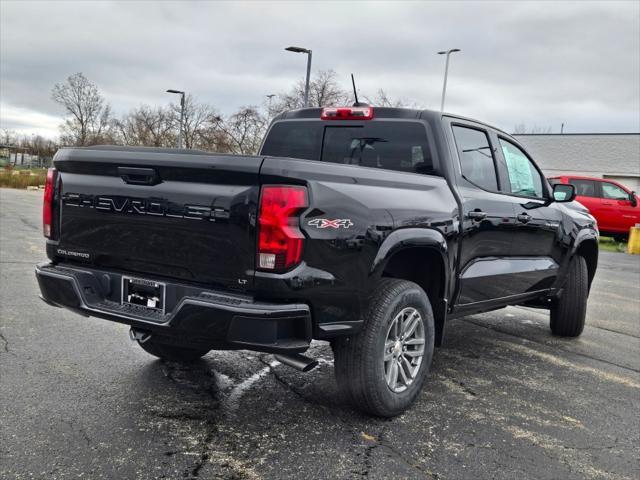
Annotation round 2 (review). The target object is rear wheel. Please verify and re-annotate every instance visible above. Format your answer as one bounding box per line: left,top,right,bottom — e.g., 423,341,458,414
137,337,209,362
550,255,588,337
333,279,435,417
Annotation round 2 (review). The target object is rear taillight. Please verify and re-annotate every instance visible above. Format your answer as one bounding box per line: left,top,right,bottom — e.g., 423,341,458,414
257,185,308,271
321,106,374,120
43,168,56,238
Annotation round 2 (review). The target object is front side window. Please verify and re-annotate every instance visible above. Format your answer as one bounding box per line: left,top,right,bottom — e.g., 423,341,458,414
452,126,498,191
569,179,597,197
601,182,628,200
499,139,544,198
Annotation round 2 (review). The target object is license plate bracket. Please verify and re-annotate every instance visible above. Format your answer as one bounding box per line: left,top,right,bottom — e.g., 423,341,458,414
121,276,166,314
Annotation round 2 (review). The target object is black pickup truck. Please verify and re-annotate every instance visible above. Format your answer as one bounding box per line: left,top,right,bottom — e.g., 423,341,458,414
36,106,598,416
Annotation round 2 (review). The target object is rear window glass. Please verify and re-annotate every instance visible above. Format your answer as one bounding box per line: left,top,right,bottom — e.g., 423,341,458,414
261,121,439,176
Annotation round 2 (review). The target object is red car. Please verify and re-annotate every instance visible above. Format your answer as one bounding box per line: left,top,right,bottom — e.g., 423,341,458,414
549,176,639,241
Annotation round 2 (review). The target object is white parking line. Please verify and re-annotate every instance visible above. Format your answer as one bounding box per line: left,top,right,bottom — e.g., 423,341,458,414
223,360,281,411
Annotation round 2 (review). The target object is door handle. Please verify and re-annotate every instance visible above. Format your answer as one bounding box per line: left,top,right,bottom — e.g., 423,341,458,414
118,167,160,186
468,210,487,221
517,213,532,223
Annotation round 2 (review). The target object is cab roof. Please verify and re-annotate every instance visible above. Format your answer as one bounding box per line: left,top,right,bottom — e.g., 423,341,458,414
272,107,512,137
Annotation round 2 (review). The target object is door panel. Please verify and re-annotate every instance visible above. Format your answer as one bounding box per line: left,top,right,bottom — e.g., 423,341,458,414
456,186,518,304
600,181,639,233
449,123,521,305
494,136,563,293
508,198,564,290
459,257,559,303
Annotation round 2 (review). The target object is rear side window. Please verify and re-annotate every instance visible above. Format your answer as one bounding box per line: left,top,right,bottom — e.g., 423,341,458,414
569,179,597,197
260,123,322,160
261,121,439,176
452,125,498,191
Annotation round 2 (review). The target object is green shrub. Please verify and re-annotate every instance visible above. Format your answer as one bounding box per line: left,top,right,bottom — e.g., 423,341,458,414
0,169,48,189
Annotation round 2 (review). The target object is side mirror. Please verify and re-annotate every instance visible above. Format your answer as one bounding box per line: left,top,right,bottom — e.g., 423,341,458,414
553,183,576,203
630,191,638,207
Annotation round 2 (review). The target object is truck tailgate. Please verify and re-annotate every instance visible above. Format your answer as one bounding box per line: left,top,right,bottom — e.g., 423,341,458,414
53,147,262,289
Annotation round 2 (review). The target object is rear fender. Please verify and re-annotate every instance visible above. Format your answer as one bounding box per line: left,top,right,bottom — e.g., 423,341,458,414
370,228,449,280
370,228,450,346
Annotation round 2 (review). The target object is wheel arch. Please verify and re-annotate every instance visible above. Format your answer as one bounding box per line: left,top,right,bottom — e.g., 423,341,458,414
574,237,598,289
370,228,450,346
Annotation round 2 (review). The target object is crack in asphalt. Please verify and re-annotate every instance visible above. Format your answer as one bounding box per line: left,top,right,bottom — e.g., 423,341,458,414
0,261,40,264
254,355,441,479
256,355,328,408
0,331,9,353
514,305,640,339
462,317,640,374
18,216,39,231
586,324,640,339
61,418,92,446
377,441,440,479
158,361,222,479
356,426,382,477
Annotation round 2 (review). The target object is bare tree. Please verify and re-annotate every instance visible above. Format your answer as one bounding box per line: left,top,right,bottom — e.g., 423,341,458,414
363,88,420,108
1,129,16,146
51,73,112,146
113,105,176,147
272,70,349,113
364,89,397,107
216,106,267,155
171,95,221,149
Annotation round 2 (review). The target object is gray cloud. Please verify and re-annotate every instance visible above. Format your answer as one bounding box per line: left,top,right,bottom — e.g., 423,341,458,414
1,0,638,137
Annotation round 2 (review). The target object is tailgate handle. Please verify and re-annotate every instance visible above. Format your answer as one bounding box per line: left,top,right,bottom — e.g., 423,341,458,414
118,167,160,186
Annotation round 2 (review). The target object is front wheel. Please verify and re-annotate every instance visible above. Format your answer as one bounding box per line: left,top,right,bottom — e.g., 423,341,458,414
333,279,435,417
550,255,589,337
613,234,628,243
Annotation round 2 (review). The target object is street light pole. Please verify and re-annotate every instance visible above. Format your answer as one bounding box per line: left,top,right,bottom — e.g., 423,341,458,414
285,46,312,107
437,48,461,112
166,89,185,148
266,93,276,110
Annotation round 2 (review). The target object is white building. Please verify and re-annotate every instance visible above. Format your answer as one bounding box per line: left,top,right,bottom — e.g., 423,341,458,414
514,133,640,191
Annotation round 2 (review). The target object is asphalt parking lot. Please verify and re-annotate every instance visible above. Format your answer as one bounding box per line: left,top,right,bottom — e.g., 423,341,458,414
1,187,639,480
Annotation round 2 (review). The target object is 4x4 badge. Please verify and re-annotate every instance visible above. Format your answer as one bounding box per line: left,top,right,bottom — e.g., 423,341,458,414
308,218,354,229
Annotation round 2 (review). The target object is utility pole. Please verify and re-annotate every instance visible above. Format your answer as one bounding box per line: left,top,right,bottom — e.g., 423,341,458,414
166,89,186,148
266,94,276,116
437,49,461,112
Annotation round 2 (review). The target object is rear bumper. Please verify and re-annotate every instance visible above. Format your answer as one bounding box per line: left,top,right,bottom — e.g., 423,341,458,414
35,263,312,353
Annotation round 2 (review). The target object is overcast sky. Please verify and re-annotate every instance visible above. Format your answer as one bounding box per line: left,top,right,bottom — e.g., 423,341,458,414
1,0,639,138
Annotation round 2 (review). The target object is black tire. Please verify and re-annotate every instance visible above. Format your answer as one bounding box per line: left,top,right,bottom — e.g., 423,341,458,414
137,337,209,362
613,235,628,243
333,279,435,417
550,255,588,337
